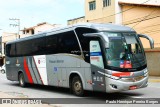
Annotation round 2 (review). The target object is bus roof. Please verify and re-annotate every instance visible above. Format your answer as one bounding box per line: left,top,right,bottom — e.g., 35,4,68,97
7,23,135,44
73,23,135,32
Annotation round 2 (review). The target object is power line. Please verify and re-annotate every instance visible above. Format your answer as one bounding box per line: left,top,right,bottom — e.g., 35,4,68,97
147,31,160,35
140,28,160,34
132,9,156,28
124,15,160,25
137,24,160,33
136,23,160,30
122,9,159,25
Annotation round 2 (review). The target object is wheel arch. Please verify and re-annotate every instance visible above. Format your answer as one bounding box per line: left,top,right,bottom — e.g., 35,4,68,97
69,71,85,90
18,70,24,81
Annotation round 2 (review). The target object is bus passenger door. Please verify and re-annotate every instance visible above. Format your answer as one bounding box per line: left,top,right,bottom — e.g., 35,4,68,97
90,40,106,92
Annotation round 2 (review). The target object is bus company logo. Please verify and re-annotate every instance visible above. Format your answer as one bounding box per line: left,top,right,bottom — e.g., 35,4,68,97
37,58,45,64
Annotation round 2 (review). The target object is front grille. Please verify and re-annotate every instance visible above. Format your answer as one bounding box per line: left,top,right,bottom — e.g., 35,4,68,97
120,76,145,82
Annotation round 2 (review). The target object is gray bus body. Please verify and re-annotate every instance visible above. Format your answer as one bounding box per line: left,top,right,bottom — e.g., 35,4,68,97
5,23,154,96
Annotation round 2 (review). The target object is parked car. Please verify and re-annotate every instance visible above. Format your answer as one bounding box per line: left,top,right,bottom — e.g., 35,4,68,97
0,65,5,74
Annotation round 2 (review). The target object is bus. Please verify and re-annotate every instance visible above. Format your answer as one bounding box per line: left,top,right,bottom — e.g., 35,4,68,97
5,23,154,96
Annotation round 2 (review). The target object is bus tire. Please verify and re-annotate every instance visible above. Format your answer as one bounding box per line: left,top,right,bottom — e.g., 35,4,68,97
18,73,26,87
72,76,84,96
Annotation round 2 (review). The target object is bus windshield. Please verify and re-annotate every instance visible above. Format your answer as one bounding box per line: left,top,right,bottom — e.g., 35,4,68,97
103,32,146,69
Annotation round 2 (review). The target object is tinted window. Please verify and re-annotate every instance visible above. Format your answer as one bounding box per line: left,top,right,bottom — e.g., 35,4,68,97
16,40,32,56
6,43,16,57
45,31,80,55
7,31,81,57
46,35,58,54
16,37,45,56
32,37,45,55
75,28,98,62
57,31,81,55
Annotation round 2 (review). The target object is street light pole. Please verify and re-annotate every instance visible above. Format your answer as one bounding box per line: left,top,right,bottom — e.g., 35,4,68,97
9,18,20,39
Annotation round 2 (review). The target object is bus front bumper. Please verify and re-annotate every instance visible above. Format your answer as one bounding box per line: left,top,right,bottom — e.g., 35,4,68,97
105,75,148,93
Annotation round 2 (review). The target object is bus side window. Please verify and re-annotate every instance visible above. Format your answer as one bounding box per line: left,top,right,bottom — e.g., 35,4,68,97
58,31,81,55
46,35,58,54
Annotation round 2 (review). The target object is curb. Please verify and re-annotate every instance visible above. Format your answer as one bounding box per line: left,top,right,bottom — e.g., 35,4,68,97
148,79,160,83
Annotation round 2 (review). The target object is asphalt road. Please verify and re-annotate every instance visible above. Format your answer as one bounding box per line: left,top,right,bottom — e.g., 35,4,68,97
0,73,160,107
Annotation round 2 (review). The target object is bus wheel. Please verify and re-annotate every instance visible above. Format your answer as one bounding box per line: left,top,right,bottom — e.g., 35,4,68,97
72,76,84,96
19,73,26,87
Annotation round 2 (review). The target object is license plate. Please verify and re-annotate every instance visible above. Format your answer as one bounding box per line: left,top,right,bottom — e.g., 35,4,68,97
129,86,137,90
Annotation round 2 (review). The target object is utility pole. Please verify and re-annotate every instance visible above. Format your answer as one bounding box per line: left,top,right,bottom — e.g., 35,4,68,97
9,18,20,39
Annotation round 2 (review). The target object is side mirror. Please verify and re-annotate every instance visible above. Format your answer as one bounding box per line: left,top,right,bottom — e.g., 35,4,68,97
83,33,109,48
138,34,154,49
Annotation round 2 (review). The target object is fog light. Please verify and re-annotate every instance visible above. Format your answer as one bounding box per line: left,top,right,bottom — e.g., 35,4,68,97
110,84,117,89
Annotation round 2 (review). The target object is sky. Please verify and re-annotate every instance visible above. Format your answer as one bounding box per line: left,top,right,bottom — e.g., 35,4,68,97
0,0,85,35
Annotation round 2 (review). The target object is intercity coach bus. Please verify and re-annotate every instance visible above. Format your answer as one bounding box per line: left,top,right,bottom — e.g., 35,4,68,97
5,23,154,96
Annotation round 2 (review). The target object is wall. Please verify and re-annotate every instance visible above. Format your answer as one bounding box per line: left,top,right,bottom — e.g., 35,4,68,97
34,24,55,34
68,17,85,25
145,49,160,76
85,0,116,23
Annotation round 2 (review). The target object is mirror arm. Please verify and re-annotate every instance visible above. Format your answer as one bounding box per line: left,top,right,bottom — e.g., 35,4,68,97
138,34,154,49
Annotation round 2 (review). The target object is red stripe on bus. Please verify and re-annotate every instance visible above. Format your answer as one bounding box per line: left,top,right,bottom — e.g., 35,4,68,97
112,72,131,77
24,57,33,83
33,57,44,85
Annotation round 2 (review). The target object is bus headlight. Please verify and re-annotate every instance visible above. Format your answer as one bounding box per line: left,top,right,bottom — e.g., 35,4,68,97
144,72,148,77
110,76,120,80
143,69,148,77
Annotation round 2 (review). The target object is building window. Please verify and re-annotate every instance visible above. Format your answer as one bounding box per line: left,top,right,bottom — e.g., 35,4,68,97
103,0,111,7
26,30,29,33
89,1,96,11
31,29,34,34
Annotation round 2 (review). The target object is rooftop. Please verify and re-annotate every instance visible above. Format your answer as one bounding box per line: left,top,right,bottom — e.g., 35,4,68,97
118,0,160,7
21,22,54,31
67,16,85,21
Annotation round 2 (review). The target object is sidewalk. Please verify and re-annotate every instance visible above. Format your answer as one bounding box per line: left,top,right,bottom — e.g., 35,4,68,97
149,76,160,83
0,92,56,107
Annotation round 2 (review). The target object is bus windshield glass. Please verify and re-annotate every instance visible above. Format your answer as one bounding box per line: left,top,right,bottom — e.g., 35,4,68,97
103,32,146,69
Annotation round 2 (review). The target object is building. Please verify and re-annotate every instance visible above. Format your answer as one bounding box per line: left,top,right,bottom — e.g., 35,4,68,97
0,32,17,65
67,16,85,25
20,22,61,38
85,0,115,23
1,32,17,56
0,36,2,56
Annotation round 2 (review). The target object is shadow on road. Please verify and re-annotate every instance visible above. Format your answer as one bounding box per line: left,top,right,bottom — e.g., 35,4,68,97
9,82,144,101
